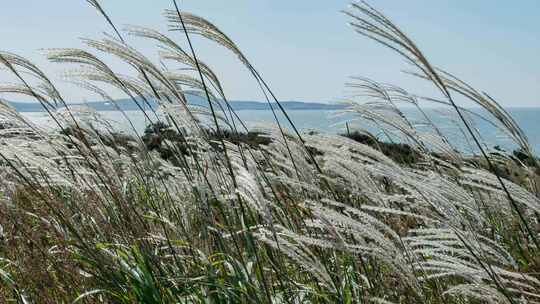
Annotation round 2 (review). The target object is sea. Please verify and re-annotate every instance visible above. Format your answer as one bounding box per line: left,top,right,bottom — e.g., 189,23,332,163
20,107,540,155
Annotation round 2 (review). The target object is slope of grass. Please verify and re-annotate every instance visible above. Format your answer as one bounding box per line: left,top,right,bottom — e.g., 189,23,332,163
0,1,539,303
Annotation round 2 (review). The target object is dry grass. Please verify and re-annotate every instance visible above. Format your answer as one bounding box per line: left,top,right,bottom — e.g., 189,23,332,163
0,1,539,303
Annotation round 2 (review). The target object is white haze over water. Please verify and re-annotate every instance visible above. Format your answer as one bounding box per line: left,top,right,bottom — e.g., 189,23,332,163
22,108,540,155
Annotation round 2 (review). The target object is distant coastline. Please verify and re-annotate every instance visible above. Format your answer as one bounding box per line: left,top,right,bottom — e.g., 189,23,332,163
9,98,537,113
7,95,346,112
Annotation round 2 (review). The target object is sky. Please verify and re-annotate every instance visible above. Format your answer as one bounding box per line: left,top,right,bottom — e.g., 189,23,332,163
1,1,539,107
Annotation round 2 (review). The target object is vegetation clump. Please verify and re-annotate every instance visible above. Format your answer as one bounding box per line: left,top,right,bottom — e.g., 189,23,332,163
341,131,423,165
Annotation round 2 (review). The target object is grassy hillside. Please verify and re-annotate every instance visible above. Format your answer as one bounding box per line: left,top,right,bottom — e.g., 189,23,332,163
0,1,539,303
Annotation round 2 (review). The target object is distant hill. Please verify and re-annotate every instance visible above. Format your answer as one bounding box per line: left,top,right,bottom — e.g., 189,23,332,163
8,93,345,112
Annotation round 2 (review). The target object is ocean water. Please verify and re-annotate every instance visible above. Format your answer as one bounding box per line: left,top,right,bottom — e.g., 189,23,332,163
21,107,540,155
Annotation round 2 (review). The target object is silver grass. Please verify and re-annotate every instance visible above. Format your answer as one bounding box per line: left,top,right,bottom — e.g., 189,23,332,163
0,2,538,303
0,83,51,106
255,227,335,288
345,1,540,249
444,284,511,304
461,168,540,215
165,10,251,68
0,51,63,107
124,25,225,96
411,68,534,157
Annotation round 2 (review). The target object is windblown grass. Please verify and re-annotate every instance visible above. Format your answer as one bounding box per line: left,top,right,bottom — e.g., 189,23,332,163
0,1,539,303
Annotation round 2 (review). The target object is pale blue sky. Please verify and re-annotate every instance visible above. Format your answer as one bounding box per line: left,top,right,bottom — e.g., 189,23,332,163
1,1,539,106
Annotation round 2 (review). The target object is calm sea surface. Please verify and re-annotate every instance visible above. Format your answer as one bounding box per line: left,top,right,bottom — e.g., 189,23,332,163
21,107,540,155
